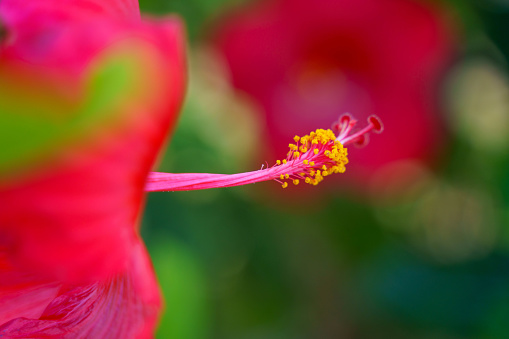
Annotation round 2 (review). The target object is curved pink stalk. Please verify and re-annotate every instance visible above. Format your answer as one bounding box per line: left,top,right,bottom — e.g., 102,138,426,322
146,115,383,192
336,115,383,146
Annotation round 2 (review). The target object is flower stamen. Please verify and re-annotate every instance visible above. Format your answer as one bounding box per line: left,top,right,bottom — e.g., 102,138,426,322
145,114,383,192
270,128,348,187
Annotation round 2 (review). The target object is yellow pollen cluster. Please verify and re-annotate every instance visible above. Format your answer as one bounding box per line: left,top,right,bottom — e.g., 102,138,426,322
275,129,349,188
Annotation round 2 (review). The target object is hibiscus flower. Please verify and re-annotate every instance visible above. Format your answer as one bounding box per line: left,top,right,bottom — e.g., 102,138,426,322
0,0,184,336
213,0,454,185
0,0,381,336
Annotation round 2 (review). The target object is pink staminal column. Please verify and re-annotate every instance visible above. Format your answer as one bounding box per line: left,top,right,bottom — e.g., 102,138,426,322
146,114,383,192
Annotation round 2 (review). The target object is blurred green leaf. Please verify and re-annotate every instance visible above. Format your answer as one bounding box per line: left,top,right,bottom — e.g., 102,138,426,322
150,239,210,339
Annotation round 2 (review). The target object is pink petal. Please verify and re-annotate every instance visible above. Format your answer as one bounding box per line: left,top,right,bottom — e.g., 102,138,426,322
0,3,186,283
0,0,140,22
0,242,161,338
0,249,61,325
213,0,454,183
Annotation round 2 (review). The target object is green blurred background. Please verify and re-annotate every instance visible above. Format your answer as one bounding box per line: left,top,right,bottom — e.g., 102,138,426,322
139,0,509,338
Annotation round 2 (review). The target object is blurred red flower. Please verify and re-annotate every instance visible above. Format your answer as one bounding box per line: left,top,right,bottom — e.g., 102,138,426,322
214,0,454,187
0,0,185,336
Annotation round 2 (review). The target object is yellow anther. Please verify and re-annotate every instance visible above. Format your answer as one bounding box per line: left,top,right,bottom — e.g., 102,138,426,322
278,127,349,188
276,160,281,165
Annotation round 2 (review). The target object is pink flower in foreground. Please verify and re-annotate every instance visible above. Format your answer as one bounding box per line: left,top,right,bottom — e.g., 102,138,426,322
0,0,382,337
0,0,185,336
213,0,454,185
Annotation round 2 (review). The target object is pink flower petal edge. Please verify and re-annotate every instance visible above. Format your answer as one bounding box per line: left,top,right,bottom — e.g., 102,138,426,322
0,241,161,338
0,0,140,22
